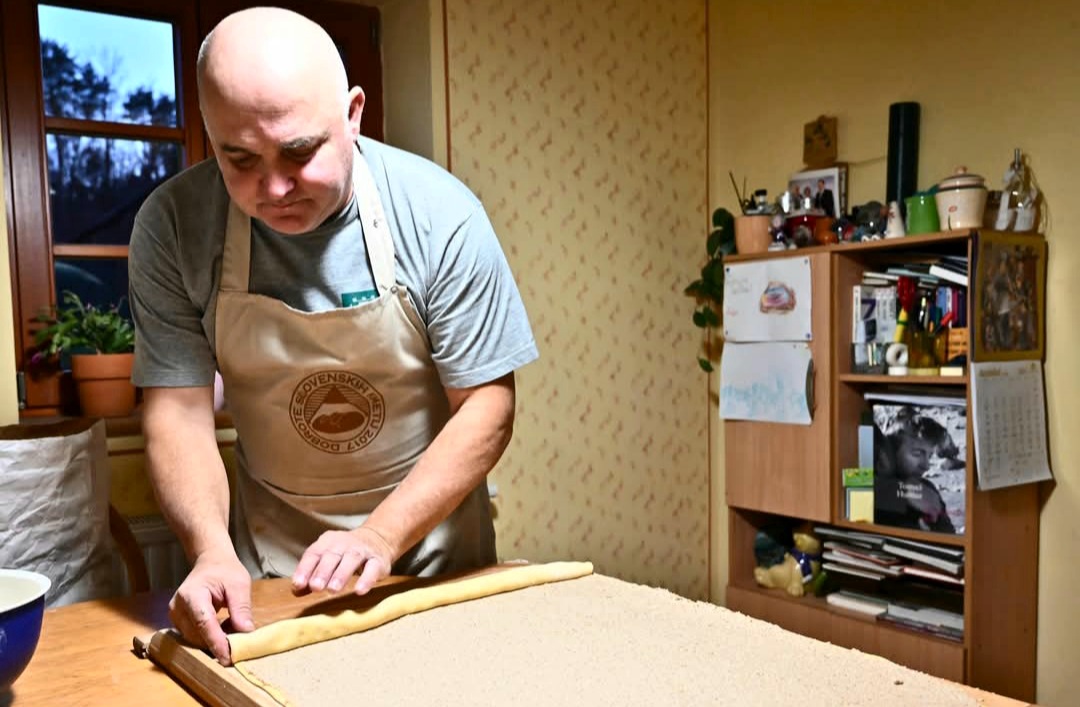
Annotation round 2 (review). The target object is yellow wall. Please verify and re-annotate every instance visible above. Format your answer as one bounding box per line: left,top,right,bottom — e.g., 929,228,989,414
0,128,20,425
709,1,1080,704
445,0,711,598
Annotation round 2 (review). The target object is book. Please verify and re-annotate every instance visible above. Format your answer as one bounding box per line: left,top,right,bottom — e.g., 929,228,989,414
881,541,964,575
863,391,967,407
877,613,964,642
826,590,888,616
851,285,897,344
929,264,968,286
858,420,875,468
845,487,874,523
882,536,965,560
899,564,966,586
872,403,967,536
822,561,887,581
823,541,904,566
886,600,964,631
823,550,904,576
842,467,873,487
812,526,888,548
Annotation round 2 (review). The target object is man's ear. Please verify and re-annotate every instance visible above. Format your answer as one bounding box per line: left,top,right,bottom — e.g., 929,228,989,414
347,86,365,138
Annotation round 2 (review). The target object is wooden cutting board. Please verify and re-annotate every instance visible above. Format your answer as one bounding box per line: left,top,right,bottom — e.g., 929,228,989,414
133,565,525,707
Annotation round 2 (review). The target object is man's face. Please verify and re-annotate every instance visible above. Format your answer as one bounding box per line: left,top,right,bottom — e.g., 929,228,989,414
202,87,363,234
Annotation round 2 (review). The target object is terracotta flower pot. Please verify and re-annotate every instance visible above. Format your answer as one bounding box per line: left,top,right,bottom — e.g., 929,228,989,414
70,353,136,418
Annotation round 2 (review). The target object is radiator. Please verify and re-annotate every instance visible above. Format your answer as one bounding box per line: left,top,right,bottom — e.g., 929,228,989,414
111,514,190,594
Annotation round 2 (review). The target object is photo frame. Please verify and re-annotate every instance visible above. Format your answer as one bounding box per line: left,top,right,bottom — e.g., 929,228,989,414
803,115,838,168
971,231,1047,362
788,164,847,219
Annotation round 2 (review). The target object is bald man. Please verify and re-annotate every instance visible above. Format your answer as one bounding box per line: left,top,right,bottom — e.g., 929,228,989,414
128,7,537,665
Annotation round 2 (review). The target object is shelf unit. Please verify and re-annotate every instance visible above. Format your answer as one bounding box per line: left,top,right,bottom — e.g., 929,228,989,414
723,230,1041,702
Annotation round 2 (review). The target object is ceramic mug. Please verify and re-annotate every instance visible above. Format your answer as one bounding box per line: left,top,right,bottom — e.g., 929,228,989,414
905,194,940,235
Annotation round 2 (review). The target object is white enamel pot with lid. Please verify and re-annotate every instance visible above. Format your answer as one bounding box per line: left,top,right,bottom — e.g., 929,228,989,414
934,166,988,230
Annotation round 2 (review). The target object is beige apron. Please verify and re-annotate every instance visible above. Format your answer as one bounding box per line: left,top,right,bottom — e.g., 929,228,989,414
215,144,495,579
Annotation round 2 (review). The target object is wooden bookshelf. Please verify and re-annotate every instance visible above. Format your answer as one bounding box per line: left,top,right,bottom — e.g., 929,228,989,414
831,519,969,548
722,230,1042,702
726,583,966,681
837,373,968,386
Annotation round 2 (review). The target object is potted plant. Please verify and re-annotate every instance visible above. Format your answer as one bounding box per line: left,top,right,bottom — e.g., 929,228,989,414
33,291,137,418
684,208,736,372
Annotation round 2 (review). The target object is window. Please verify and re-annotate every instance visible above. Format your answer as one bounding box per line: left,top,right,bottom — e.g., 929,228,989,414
1,0,382,415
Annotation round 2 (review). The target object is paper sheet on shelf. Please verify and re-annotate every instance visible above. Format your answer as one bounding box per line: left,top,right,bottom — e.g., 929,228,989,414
970,360,1053,490
722,257,812,342
720,342,813,425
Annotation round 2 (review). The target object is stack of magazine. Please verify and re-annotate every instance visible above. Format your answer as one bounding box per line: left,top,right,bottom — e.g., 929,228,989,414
816,525,964,641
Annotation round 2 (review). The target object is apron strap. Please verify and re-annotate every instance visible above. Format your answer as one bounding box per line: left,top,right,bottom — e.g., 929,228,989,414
221,200,252,292
353,142,396,294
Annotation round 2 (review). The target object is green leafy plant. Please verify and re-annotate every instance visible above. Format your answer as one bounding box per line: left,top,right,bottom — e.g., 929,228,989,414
684,207,736,372
33,291,135,361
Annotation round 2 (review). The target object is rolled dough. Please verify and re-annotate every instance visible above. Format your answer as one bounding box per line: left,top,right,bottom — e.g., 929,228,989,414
228,561,594,662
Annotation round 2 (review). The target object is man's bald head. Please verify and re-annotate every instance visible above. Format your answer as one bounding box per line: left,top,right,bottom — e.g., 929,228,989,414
196,7,366,234
197,7,348,117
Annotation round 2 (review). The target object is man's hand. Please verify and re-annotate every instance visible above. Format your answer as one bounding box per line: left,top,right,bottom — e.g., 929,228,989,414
291,526,394,596
169,550,255,666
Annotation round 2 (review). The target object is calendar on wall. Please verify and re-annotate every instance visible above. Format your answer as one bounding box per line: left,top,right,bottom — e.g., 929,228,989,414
970,360,1053,489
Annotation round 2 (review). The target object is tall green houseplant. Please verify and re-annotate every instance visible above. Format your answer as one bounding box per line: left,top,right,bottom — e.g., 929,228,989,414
684,208,736,372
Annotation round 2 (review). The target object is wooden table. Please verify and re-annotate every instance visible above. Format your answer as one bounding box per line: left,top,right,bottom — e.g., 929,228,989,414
5,578,1036,706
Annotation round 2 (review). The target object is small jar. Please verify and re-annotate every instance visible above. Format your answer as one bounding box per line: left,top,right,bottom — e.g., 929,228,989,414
934,166,988,231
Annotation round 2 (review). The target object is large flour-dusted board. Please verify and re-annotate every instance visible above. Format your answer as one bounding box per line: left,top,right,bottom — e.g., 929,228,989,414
143,564,984,707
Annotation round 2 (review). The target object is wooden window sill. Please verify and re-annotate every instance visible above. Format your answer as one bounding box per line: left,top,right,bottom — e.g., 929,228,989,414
18,408,235,439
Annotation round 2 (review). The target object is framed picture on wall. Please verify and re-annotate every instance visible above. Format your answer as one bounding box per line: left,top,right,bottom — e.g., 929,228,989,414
788,164,848,218
971,230,1047,361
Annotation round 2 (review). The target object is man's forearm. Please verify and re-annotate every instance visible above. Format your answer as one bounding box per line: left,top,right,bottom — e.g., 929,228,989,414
143,386,234,561
362,373,516,559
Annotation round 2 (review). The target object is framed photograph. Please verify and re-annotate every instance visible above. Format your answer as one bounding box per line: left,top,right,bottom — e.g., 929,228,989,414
803,115,838,168
788,164,847,218
972,231,1047,361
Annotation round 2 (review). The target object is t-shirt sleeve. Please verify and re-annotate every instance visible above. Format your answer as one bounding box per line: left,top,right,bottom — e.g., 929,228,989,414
128,198,218,388
425,205,538,389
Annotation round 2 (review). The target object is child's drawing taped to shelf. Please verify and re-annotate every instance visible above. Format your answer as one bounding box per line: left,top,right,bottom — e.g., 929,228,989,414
723,257,812,342
720,342,813,425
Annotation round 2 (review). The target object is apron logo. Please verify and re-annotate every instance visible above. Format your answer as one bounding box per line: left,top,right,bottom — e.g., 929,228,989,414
290,371,385,454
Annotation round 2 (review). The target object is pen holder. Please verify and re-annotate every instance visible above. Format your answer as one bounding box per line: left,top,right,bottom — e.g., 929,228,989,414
907,330,938,369
734,215,773,255
947,327,969,362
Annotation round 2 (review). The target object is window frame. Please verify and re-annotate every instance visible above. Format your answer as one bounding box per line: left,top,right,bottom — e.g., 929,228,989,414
1,0,382,416
2,0,202,415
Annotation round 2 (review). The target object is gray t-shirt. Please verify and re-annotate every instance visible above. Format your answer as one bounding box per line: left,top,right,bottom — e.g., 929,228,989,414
129,137,538,390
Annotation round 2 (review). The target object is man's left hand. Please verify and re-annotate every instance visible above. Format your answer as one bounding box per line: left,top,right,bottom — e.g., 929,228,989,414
291,526,394,596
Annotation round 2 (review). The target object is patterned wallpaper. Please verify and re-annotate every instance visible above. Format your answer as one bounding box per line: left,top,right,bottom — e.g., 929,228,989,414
446,0,710,598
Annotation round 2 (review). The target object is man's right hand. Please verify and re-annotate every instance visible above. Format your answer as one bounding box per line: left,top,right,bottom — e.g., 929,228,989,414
168,550,255,666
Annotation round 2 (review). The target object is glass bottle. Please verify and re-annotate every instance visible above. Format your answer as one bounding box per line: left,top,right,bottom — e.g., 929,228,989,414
994,148,1039,232
993,149,1021,230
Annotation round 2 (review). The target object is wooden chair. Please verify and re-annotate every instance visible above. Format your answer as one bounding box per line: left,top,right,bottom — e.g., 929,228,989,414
109,504,151,594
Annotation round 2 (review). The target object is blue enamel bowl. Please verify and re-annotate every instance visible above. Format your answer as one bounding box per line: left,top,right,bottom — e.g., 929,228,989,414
0,569,51,690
